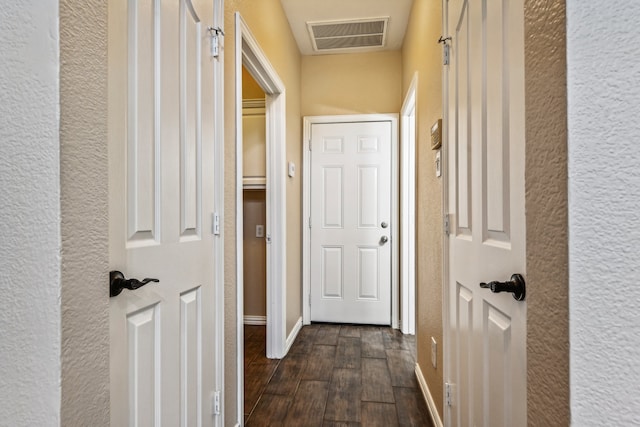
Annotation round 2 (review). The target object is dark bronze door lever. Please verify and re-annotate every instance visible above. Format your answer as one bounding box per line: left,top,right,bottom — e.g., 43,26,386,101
479,273,526,301
110,270,159,297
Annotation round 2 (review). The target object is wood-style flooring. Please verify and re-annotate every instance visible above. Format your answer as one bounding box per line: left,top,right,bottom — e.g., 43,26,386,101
244,324,434,426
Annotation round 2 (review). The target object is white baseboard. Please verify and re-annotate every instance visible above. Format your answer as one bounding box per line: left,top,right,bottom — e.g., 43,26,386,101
415,363,444,427
284,316,303,355
243,315,266,325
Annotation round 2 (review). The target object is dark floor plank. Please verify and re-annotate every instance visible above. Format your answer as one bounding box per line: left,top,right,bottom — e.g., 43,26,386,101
244,337,266,367
323,422,361,427
386,349,418,388
245,393,291,427
360,328,386,359
245,324,265,340
314,324,341,345
284,380,330,427
289,326,318,355
334,336,361,369
324,368,362,422
264,353,307,396
394,387,433,427
244,359,280,415
339,325,361,338
361,402,399,427
302,344,336,381
361,357,395,403
382,328,414,351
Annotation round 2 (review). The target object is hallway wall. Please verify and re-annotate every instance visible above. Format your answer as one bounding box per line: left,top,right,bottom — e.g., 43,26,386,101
301,51,403,116
524,0,570,424
401,0,444,419
224,1,302,423
567,1,640,424
0,1,63,424
59,0,110,424
243,190,267,318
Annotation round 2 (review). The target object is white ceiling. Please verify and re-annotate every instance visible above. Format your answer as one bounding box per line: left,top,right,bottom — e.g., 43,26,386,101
280,0,414,55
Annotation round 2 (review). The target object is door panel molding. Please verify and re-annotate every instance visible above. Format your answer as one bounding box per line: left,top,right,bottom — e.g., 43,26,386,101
302,114,399,328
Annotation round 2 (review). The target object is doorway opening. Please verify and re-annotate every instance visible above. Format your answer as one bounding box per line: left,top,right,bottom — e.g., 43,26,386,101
235,11,288,425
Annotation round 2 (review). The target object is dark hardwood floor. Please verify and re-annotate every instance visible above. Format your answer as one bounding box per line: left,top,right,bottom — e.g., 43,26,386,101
244,324,434,426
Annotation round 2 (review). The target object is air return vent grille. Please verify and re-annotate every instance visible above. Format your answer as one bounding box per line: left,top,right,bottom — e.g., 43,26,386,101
307,18,389,52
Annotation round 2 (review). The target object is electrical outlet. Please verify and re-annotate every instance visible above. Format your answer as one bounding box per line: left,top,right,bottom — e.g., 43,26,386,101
431,337,437,368
256,225,264,238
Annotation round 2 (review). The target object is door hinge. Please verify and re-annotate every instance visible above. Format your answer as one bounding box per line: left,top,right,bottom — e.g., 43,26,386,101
444,214,450,236
207,26,224,58
211,390,221,415
309,293,311,307
443,44,450,65
445,382,454,407
212,212,220,235
308,139,312,152
309,217,311,229
438,36,452,65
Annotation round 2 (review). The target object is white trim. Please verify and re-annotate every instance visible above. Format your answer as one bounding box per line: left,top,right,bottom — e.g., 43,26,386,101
212,2,225,426
242,98,265,110
400,73,418,335
243,315,267,325
284,317,303,354
302,114,400,327
242,177,266,188
235,12,288,426
415,363,444,427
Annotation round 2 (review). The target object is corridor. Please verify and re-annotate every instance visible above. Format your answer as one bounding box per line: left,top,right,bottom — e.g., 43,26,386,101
244,324,433,426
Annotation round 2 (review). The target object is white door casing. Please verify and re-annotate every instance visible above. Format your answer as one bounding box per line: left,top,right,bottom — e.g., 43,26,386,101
444,0,527,426
108,0,222,425
401,74,418,335
307,118,396,325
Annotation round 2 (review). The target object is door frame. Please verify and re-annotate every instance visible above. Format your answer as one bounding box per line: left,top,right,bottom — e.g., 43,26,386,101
234,11,288,426
441,2,452,424
302,114,400,328
400,74,418,335
213,2,225,427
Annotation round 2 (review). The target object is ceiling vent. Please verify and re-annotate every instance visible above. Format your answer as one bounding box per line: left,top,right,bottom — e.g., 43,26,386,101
307,17,389,53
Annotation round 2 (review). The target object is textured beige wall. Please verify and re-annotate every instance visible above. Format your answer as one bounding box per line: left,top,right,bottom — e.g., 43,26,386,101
401,0,444,419
60,0,110,425
224,1,302,423
301,51,403,116
243,66,265,99
242,111,266,178
243,190,267,317
524,0,570,425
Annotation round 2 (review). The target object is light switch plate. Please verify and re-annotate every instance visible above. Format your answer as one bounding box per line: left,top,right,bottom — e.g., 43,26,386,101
431,337,437,368
288,161,295,177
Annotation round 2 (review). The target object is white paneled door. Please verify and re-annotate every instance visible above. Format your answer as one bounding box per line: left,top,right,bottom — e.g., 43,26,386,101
108,0,218,425
445,0,527,426
310,120,392,325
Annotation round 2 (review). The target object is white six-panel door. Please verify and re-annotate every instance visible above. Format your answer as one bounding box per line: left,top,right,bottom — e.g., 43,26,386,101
310,120,392,325
446,0,527,426
108,0,217,425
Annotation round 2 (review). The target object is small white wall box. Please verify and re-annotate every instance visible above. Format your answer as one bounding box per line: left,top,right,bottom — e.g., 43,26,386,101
431,119,442,150
288,161,295,177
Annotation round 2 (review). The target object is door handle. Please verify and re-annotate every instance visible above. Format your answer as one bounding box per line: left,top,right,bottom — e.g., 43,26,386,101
110,270,159,297
479,273,526,301
380,236,389,244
